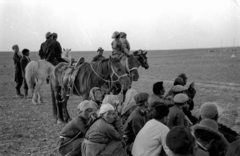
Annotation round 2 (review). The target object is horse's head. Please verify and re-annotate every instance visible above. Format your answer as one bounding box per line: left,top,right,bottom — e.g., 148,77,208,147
62,48,71,58
133,50,149,69
120,54,140,81
109,56,131,92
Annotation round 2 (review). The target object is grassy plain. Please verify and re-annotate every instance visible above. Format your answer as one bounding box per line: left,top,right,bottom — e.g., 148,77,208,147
0,48,240,155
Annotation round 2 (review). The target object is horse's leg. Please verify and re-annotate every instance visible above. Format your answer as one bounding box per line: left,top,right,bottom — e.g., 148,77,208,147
62,96,71,123
55,86,64,124
50,81,57,122
36,78,44,104
32,88,38,105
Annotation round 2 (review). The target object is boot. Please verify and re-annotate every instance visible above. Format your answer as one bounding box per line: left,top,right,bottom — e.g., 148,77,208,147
16,89,24,98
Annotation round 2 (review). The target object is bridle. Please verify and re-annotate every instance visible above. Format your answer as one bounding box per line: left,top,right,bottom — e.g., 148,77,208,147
125,56,138,74
90,60,128,89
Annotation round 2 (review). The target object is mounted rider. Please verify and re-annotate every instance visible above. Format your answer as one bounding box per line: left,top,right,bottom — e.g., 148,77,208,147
91,47,106,63
120,32,131,55
111,31,127,59
39,32,53,60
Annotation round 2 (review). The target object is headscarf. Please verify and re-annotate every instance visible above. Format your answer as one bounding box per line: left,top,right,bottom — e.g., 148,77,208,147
77,100,93,112
99,103,115,115
121,88,137,115
102,94,120,106
89,87,101,102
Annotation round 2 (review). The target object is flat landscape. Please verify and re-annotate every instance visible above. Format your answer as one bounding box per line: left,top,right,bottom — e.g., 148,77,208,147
0,48,240,155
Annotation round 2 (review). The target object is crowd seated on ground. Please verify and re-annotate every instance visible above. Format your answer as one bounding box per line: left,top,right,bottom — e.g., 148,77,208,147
57,73,240,156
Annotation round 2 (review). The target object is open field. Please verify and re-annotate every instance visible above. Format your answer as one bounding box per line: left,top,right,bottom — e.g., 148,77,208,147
1,48,240,155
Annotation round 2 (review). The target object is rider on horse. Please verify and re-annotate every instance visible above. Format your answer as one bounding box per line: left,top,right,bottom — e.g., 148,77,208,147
92,47,105,63
111,31,127,59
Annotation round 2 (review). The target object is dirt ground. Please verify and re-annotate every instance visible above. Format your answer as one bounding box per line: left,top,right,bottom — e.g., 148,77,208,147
0,49,240,155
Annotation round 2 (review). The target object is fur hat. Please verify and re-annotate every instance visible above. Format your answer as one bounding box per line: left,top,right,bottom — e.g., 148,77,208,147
120,32,127,38
200,102,218,119
178,73,187,80
45,32,52,39
134,92,149,105
173,77,184,86
112,31,120,38
153,81,164,95
192,118,221,140
97,47,104,52
52,32,57,38
173,93,188,104
172,85,187,93
77,100,93,112
166,126,196,155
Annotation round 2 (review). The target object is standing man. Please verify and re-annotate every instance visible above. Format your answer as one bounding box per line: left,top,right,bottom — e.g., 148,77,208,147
20,49,31,98
92,47,105,63
39,32,53,60
12,44,24,98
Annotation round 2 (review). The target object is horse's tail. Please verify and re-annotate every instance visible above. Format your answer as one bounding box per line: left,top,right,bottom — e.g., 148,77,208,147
25,61,38,90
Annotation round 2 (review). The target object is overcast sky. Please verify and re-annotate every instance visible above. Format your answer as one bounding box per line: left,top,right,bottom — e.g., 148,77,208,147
0,0,239,51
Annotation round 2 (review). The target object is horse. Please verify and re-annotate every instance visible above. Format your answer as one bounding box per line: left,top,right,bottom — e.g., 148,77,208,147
25,60,54,104
25,48,71,105
50,56,131,124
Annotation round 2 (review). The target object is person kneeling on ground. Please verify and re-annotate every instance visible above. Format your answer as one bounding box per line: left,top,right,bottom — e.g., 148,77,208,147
123,92,149,155
132,103,173,156
166,126,198,156
192,118,226,156
58,100,94,156
81,103,127,156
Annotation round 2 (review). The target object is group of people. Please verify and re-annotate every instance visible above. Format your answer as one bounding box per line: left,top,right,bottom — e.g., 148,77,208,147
57,73,240,156
12,30,131,96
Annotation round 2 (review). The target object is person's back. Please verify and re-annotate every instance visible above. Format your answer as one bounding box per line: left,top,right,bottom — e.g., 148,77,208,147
111,31,124,58
120,32,130,55
132,104,173,156
39,32,53,59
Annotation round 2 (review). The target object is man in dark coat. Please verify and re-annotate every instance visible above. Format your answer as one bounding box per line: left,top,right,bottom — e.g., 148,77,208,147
92,47,105,63
39,32,53,60
123,92,149,155
20,49,31,98
12,44,24,98
46,33,67,65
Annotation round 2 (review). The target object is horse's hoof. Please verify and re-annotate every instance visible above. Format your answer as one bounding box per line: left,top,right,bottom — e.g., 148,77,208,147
57,120,63,124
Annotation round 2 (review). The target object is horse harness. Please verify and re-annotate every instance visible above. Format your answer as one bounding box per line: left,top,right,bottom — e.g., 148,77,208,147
90,60,128,92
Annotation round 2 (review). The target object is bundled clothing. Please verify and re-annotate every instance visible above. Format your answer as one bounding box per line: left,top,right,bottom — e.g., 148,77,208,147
81,117,126,156
13,53,23,92
132,119,173,156
167,105,185,129
39,39,52,60
120,89,138,124
111,39,125,58
58,116,89,156
123,107,148,154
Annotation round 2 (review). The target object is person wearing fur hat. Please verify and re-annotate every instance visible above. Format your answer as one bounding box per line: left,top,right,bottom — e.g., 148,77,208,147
81,103,127,156
199,102,239,156
39,32,53,60
58,100,94,156
123,92,149,155
192,118,226,156
120,32,131,55
46,32,68,65
166,126,198,156
111,31,125,59
92,47,106,63
167,93,189,129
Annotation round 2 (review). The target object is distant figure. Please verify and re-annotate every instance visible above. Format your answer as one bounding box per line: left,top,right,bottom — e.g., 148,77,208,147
120,32,130,55
111,31,125,59
12,44,24,98
39,32,53,60
92,47,105,63
20,49,31,98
